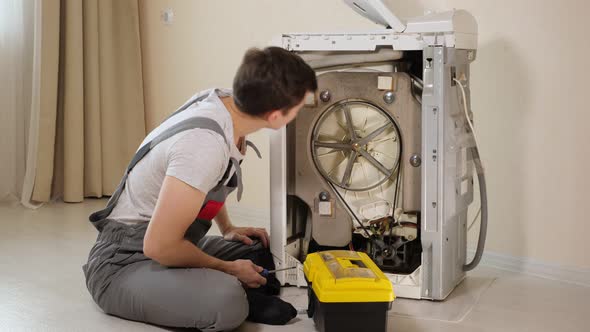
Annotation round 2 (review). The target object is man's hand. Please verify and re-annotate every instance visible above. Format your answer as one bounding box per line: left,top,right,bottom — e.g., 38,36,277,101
227,259,267,288
223,226,269,248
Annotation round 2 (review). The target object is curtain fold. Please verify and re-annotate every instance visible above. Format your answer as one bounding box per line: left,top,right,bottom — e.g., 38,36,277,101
0,0,35,202
31,0,146,203
31,0,60,203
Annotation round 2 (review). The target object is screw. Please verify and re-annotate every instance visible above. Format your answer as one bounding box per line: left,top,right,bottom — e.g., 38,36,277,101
320,90,331,102
383,91,395,104
410,154,421,167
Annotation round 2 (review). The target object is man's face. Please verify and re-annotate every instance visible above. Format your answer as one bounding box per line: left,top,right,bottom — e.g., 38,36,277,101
265,94,309,130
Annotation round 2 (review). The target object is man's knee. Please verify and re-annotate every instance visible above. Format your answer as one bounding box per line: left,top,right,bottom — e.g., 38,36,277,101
211,274,249,330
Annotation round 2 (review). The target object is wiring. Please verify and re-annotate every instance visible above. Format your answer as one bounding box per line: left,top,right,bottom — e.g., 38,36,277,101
453,77,483,234
454,78,481,151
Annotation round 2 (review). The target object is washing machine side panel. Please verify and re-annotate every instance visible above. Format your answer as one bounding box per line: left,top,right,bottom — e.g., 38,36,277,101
421,47,474,300
441,48,475,298
421,46,441,299
270,127,288,268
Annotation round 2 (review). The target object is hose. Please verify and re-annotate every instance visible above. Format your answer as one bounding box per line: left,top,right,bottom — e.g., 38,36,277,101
453,78,488,272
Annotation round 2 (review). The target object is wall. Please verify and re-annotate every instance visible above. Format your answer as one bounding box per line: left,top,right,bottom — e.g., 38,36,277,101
138,0,376,212
139,0,590,269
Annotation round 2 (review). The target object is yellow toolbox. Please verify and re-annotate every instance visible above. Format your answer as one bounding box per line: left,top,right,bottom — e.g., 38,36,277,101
303,250,395,332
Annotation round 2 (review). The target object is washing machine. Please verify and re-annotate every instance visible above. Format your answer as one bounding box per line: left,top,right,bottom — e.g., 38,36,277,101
269,0,487,300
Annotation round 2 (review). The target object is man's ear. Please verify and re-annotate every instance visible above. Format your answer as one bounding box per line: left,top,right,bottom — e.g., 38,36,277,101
265,109,282,123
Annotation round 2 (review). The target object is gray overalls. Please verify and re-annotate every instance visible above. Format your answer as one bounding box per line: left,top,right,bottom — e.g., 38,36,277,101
82,96,263,331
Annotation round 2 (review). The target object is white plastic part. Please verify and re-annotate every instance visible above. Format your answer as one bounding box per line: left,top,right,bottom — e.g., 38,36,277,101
358,200,391,220
343,0,406,32
386,266,423,299
318,201,333,216
280,250,307,287
404,10,477,34
377,75,394,90
299,48,403,69
304,92,316,106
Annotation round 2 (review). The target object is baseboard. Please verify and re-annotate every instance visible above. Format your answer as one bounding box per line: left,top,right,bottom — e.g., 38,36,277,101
227,205,590,288
469,249,590,288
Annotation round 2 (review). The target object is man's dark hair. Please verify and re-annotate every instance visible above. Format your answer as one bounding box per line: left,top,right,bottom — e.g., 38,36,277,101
233,47,317,117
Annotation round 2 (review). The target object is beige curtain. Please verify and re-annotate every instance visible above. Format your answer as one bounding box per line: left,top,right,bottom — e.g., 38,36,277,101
32,0,146,203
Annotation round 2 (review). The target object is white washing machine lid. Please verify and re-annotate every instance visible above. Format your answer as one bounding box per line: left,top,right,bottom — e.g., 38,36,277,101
342,0,406,32
273,1,478,51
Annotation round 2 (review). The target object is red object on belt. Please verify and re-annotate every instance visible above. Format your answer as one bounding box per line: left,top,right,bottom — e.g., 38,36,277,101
197,200,224,220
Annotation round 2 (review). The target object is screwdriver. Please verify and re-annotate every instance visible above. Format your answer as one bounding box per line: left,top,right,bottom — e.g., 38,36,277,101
260,266,297,277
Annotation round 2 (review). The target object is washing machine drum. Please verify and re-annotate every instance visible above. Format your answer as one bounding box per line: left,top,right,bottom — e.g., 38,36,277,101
311,99,402,192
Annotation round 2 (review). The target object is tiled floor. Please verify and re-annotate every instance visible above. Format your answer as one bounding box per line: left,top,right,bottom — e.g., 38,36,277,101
0,200,588,331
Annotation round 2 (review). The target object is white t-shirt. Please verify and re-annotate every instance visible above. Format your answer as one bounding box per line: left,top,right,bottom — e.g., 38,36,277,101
109,88,245,225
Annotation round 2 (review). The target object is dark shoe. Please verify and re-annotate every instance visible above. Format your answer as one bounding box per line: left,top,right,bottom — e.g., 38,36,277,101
245,290,297,325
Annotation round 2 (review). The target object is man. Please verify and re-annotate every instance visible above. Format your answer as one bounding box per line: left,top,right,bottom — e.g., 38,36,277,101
83,47,317,330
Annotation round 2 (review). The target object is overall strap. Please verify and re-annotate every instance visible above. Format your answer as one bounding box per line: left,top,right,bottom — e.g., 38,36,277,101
245,140,262,159
229,157,244,201
89,117,228,223
163,93,209,122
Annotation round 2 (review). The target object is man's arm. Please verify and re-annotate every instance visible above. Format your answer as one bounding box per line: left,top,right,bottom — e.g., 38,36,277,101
214,205,270,248
143,175,266,288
